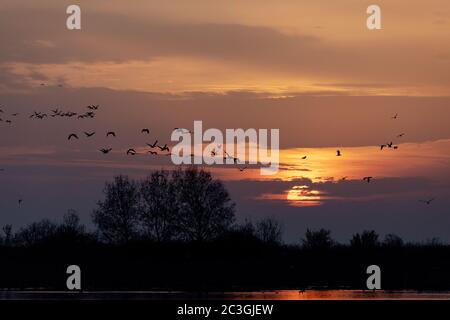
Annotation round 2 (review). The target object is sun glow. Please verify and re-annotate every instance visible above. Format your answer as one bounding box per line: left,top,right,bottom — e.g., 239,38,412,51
286,185,323,207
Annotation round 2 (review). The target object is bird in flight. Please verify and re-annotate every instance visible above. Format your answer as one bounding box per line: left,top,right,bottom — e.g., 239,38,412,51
393,146,399,150
224,151,240,164
126,148,137,155
363,176,373,183
99,148,112,154
84,131,95,137
392,113,398,119
87,105,99,110
419,198,435,205
341,176,348,181
387,142,393,148
141,128,150,134
158,144,170,152
68,133,79,140
380,144,387,150
238,166,248,172
147,140,158,148
301,156,307,160
336,150,342,157
148,151,158,155
397,133,405,138
106,131,116,137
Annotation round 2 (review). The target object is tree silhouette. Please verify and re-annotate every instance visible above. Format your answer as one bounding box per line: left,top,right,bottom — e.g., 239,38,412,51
350,230,379,249
1,224,13,246
171,167,235,242
15,219,58,246
255,217,283,244
55,210,88,244
302,228,334,250
383,234,404,248
139,171,176,242
92,175,140,244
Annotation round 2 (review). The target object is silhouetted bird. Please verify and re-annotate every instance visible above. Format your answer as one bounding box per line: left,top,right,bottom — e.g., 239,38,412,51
387,142,393,148
84,131,95,137
141,128,150,134
419,198,435,205
301,156,307,160
380,144,387,150
393,146,399,150
363,176,373,183
224,151,239,163
336,150,342,157
148,151,158,155
397,133,405,138
158,144,170,152
238,166,248,172
147,140,158,148
18,199,23,205
99,148,112,154
127,148,137,155
106,131,116,137
392,113,398,119
68,134,79,140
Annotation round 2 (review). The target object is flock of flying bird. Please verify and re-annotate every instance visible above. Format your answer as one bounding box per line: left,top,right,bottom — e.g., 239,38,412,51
300,112,435,205
0,106,436,206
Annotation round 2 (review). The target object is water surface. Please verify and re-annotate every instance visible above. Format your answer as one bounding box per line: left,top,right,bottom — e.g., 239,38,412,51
1,290,450,300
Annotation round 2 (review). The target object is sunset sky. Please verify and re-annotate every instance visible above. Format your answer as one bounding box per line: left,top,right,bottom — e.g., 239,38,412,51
1,0,450,243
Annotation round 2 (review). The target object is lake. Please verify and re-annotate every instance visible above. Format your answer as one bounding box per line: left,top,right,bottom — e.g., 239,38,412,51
1,290,450,300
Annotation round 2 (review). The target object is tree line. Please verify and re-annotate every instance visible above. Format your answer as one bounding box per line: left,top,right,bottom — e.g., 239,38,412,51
0,167,443,248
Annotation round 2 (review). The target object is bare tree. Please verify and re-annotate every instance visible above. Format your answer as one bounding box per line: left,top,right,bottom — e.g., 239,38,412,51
302,228,334,250
57,209,86,239
139,171,176,242
172,167,235,242
1,224,13,246
15,219,58,246
255,217,283,244
350,230,379,249
383,234,404,248
92,175,140,244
